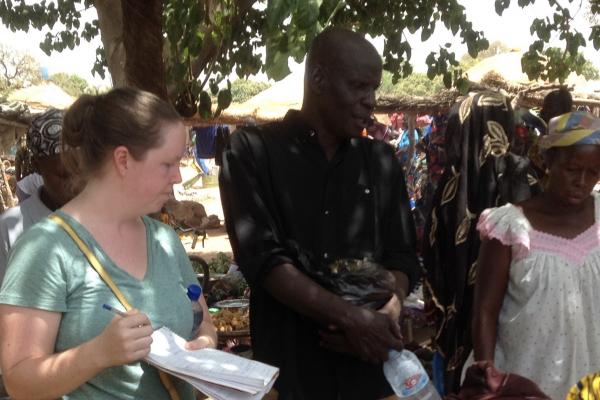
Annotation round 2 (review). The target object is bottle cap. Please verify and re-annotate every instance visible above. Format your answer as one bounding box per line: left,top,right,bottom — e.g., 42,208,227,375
187,284,202,301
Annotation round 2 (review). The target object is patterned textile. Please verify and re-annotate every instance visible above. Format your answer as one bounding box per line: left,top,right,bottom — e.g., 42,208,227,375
422,92,541,393
567,373,600,400
538,111,600,149
26,108,63,158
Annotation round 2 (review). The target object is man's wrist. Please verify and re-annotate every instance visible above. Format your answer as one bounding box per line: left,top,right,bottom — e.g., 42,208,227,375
331,301,357,331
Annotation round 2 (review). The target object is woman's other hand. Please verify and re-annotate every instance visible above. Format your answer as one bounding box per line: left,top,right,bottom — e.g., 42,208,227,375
185,335,216,350
93,309,153,368
185,295,217,351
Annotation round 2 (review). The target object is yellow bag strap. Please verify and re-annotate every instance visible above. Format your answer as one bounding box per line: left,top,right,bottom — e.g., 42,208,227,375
49,214,181,400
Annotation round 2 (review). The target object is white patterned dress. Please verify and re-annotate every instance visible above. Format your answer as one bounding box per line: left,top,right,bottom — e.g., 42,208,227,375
476,191,600,399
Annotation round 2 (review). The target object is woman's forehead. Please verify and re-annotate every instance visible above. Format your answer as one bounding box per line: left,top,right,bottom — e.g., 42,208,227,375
554,144,600,163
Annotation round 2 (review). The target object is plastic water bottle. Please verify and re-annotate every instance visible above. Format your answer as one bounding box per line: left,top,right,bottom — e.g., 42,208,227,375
383,349,441,400
187,284,203,338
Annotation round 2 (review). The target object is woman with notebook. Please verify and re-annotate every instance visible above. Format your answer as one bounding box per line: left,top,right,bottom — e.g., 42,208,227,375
0,88,217,399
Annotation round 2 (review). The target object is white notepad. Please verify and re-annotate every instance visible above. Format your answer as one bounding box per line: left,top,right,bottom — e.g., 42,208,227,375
145,327,279,400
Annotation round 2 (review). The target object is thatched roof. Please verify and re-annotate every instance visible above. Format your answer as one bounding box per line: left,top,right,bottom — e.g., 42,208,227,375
7,82,75,111
466,51,531,85
0,83,75,151
465,51,600,103
188,67,453,126
223,69,304,122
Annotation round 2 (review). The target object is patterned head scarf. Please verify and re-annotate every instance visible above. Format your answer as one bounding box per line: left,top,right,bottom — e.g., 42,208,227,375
538,111,600,150
27,108,63,158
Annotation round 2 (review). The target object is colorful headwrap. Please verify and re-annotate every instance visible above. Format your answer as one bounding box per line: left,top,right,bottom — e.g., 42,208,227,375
538,111,600,150
26,108,63,158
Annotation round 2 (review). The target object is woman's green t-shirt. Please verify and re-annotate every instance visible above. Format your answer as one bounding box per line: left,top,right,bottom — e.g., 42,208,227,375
0,210,199,399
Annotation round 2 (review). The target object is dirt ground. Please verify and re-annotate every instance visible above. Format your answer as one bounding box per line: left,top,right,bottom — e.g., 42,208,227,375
175,162,233,263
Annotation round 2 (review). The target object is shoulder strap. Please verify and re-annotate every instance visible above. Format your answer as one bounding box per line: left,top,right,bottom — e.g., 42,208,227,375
48,214,132,310
48,213,181,400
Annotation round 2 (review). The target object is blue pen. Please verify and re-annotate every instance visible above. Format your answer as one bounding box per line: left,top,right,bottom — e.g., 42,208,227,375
102,303,127,317
102,304,160,329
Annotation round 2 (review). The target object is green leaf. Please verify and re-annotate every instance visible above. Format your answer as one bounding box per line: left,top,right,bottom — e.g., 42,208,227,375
293,0,321,30
217,88,232,110
495,0,511,15
456,77,470,94
421,27,432,42
199,91,212,118
267,0,296,30
443,72,451,88
209,79,219,96
265,46,291,81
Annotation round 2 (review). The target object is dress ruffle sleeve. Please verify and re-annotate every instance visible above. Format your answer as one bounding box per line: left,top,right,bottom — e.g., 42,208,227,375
476,204,531,259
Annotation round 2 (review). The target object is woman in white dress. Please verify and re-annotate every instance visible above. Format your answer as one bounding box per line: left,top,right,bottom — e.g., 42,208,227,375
472,111,600,399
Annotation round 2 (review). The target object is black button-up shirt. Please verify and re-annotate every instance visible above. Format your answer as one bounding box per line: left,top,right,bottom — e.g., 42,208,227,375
220,111,419,399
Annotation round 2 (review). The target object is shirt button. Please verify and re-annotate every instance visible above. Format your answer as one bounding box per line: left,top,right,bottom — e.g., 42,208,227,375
324,210,330,216
323,252,329,259
309,129,316,137
364,188,371,194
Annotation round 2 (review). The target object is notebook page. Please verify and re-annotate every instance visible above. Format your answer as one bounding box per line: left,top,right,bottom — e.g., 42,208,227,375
159,367,276,400
146,327,279,390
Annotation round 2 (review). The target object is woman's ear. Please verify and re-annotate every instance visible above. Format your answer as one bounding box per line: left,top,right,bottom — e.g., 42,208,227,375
113,146,131,177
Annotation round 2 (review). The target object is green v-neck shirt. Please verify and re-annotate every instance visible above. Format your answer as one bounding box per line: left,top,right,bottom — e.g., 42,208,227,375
0,210,198,399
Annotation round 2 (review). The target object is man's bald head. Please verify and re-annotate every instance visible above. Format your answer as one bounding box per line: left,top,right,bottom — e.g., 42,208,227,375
301,27,383,142
305,28,380,87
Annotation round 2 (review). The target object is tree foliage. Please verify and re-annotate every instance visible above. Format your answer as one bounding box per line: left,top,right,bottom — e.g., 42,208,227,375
0,0,598,116
378,71,445,97
229,79,271,103
49,72,89,96
0,44,41,92
540,46,600,81
459,40,512,70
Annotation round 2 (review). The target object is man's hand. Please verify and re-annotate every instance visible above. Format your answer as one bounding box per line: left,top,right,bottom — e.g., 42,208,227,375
320,303,403,364
377,293,402,324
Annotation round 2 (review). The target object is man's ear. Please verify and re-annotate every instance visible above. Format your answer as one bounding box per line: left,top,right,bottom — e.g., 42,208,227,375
309,65,328,95
113,146,131,176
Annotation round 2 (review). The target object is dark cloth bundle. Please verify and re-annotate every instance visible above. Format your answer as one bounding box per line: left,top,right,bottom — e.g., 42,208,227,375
305,258,396,310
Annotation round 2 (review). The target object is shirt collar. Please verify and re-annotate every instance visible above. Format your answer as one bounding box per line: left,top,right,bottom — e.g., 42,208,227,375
283,110,320,144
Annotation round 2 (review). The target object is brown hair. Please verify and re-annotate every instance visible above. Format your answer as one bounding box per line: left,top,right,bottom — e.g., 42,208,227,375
61,87,181,181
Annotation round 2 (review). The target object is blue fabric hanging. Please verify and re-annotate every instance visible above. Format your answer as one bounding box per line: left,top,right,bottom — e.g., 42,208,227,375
193,126,218,159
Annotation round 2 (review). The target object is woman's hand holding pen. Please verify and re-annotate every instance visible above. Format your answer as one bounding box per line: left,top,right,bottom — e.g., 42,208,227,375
93,309,154,368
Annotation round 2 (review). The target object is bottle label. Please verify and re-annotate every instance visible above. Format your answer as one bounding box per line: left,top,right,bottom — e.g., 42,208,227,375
399,372,428,397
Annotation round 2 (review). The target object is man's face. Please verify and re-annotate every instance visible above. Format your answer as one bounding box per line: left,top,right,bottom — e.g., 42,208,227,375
34,153,75,207
318,53,382,140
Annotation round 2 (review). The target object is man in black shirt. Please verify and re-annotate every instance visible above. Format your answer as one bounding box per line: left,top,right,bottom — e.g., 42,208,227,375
220,28,419,399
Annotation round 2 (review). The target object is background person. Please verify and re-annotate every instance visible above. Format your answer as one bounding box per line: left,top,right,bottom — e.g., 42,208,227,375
0,109,74,283
529,87,573,181
220,27,419,399
472,111,600,399
0,88,217,400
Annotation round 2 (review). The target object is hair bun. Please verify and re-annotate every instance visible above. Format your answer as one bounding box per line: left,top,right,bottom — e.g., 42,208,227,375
62,94,98,148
